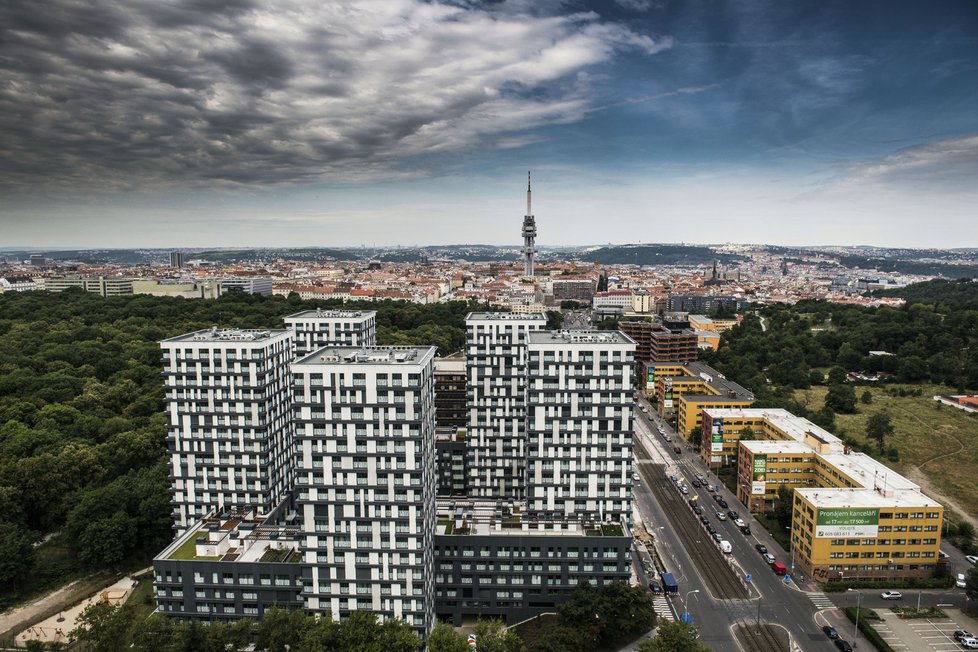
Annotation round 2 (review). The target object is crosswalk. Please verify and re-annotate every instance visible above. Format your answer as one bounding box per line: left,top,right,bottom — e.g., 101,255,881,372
808,592,836,610
652,594,675,621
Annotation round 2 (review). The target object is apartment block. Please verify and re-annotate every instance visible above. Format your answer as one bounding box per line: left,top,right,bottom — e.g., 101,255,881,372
433,355,467,430
292,345,437,632
525,330,635,521
153,504,302,619
466,312,547,499
284,309,378,357
161,328,295,532
433,499,631,626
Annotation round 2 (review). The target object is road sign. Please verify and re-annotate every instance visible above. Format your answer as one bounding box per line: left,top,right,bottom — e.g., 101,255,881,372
745,574,752,584
784,575,791,585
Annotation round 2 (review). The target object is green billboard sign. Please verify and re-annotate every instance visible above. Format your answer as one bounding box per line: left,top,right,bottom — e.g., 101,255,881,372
814,508,881,538
751,454,767,495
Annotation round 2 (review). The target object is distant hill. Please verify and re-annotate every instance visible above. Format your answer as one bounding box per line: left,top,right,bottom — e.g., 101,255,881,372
569,244,740,266
838,255,978,279
875,278,978,304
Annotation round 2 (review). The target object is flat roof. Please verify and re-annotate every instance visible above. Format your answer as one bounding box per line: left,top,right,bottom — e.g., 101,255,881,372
704,408,843,449
796,487,941,509
466,311,547,321
741,440,812,454
681,362,753,399
162,328,290,344
284,309,376,320
435,499,628,537
528,330,634,345
294,345,436,367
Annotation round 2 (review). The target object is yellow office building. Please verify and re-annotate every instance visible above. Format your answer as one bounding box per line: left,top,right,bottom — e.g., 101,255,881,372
703,408,944,584
654,362,754,437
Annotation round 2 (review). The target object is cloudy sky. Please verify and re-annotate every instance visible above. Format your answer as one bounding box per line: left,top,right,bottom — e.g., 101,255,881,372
2,0,977,248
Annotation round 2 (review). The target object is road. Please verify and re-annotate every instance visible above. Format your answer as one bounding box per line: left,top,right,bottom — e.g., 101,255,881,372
633,396,831,651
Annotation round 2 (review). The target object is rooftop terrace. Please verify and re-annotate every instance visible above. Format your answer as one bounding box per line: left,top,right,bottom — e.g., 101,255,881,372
435,499,628,537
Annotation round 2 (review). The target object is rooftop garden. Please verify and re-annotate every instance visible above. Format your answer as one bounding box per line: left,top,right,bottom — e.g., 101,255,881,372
168,536,221,561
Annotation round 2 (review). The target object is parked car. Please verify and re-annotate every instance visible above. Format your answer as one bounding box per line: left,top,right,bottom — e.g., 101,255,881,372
693,506,703,516
762,553,776,565
680,485,689,495
727,510,739,520
715,511,727,521
691,479,702,487
755,543,768,555
834,640,853,652
961,637,978,650
967,555,978,565
957,574,967,588
700,514,709,525
649,580,662,593
706,524,717,535
712,532,723,543
633,473,640,480
822,625,839,640
880,591,903,600
954,630,975,642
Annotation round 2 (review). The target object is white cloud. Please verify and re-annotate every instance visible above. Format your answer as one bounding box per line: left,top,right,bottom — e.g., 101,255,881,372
837,134,978,190
0,0,671,191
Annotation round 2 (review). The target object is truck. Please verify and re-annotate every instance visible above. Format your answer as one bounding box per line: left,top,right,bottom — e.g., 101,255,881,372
660,572,679,594
720,540,732,554
771,561,787,576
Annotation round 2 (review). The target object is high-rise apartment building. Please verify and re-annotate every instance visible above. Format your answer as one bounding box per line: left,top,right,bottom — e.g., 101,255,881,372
526,331,635,521
169,251,185,268
284,309,378,357
465,312,547,499
292,345,437,632
161,328,295,532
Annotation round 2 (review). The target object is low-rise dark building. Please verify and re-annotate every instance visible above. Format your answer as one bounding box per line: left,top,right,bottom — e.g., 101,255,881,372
666,294,747,314
433,500,631,626
618,320,698,365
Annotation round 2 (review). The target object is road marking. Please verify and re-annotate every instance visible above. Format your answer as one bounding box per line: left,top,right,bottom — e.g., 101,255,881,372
651,595,675,621
807,592,836,610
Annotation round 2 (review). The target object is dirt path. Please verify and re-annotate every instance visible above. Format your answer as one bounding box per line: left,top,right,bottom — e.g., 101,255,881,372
904,466,978,531
0,573,116,642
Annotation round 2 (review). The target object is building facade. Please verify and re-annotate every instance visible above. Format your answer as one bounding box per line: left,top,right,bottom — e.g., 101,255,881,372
292,346,437,632
666,294,747,314
699,408,944,584
284,309,378,358
465,312,547,499
525,330,635,521
161,328,295,532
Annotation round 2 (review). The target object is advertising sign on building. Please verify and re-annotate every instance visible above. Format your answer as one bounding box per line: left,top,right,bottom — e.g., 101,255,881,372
663,379,674,409
751,454,767,495
711,417,724,452
814,508,881,538
646,366,655,390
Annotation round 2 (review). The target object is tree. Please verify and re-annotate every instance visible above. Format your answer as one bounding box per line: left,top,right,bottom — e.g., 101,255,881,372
254,607,312,652
965,564,978,602
865,412,894,455
809,369,824,386
0,520,35,585
861,390,873,404
426,622,469,652
545,310,564,330
827,366,848,385
469,618,522,652
825,384,857,414
637,621,709,652
70,602,133,652
774,486,794,529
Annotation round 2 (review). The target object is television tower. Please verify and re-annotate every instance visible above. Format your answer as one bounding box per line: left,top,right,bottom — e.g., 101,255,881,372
522,171,537,277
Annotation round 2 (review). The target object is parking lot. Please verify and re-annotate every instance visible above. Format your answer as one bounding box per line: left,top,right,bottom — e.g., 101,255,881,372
871,609,978,652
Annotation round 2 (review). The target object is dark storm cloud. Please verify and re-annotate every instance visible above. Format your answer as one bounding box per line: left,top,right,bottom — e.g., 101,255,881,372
0,0,670,191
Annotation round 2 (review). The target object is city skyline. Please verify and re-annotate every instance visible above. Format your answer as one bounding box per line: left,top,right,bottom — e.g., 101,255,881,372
2,1,977,248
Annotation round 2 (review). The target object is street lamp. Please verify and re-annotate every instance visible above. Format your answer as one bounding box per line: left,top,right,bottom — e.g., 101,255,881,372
682,589,700,621
847,588,862,648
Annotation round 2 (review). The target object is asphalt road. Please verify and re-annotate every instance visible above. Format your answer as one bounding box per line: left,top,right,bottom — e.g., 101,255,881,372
633,397,835,652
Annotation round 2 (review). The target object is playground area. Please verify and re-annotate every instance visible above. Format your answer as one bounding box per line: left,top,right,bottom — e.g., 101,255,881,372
14,576,136,648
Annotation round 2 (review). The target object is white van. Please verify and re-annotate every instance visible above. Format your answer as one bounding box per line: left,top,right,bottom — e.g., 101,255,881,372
720,540,732,554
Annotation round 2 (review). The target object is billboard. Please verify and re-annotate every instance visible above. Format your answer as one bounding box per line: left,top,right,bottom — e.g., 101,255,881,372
751,454,767,495
814,508,881,539
711,417,724,452
646,366,655,390
663,379,674,410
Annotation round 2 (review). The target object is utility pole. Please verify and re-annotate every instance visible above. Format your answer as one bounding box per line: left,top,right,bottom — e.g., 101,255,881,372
756,596,762,628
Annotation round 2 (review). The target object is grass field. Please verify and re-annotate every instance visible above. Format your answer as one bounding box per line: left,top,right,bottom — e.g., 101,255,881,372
793,384,978,525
